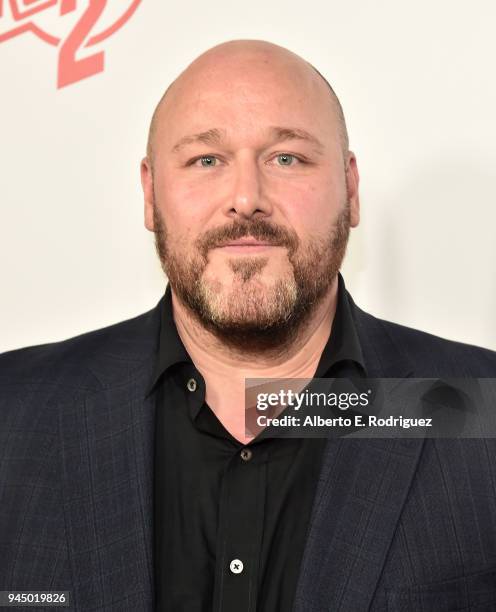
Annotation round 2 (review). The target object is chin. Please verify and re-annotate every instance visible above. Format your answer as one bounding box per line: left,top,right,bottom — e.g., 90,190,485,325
203,277,297,320
204,273,288,303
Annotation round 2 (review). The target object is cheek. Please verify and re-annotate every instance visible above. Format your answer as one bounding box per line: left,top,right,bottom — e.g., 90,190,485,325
156,179,209,243
279,181,339,236
280,172,342,208
158,163,222,208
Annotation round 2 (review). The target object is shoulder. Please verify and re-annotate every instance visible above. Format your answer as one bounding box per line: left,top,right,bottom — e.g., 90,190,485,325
354,305,496,377
0,303,160,395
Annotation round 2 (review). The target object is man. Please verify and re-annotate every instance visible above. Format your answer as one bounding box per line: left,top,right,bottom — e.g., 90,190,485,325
1,39,496,612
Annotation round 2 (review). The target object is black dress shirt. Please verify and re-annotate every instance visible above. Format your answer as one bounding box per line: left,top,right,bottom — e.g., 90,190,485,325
149,273,367,612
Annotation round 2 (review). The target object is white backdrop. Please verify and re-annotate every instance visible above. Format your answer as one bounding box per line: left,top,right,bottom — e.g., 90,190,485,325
1,0,495,353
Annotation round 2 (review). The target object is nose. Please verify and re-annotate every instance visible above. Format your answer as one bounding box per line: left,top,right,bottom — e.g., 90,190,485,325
223,154,273,220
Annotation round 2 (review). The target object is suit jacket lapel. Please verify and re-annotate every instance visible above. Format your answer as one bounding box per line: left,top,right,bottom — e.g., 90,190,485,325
293,299,425,611
59,299,163,610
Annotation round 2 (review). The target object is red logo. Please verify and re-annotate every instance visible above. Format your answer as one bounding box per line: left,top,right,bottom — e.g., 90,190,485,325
0,0,142,88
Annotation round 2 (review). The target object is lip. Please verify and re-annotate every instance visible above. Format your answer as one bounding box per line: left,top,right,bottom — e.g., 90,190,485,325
213,236,283,253
216,243,280,254
223,238,274,246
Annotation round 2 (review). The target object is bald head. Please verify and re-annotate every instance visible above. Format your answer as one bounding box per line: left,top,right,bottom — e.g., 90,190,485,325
146,40,349,167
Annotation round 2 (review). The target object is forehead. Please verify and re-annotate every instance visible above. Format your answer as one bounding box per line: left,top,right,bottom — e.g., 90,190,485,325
153,61,339,154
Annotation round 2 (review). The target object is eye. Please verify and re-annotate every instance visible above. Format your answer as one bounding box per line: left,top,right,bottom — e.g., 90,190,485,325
273,153,302,166
191,155,218,167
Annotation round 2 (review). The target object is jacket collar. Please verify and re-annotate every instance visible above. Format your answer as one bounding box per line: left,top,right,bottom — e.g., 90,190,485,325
350,292,416,378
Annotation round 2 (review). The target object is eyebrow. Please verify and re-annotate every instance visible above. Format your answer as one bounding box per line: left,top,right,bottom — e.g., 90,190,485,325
170,126,325,154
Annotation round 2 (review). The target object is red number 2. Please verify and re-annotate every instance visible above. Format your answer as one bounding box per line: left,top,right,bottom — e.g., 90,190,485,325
57,0,107,88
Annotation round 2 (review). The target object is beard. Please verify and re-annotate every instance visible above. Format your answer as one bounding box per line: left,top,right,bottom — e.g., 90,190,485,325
152,201,351,353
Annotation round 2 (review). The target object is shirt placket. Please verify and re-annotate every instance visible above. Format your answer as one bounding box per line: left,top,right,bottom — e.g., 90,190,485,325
213,445,268,612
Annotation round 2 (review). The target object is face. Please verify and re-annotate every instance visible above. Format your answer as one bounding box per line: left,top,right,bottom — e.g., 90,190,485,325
142,45,360,351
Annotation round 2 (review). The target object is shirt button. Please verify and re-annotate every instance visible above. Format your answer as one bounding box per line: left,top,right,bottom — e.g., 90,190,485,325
186,378,197,392
229,559,244,574
240,448,252,461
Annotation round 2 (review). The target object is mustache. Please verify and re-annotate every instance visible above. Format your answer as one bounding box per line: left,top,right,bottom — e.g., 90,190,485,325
196,218,299,258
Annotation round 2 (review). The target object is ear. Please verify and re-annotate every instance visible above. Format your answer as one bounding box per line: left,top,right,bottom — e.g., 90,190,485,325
141,156,155,232
345,151,360,228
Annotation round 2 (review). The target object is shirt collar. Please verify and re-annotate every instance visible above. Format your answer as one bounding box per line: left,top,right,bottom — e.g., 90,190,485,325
146,282,191,396
146,272,366,396
313,272,367,378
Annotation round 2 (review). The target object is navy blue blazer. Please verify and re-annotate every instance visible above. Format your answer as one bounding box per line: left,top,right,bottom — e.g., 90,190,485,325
1,288,496,611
